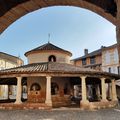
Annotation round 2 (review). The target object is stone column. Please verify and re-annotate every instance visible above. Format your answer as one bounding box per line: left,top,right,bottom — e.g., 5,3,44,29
96,84,101,101
101,78,107,102
111,79,118,101
107,83,112,100
45,76,52,106
15,77,22,104
81,76,89,103
116,0,120,64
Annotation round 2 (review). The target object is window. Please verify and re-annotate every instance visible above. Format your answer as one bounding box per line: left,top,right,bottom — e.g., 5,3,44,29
118,66,120,75
51,82,59,95
90,56,96,64
82,58,86,65
30,83,41,91
48,55,56,62
108,67,111,73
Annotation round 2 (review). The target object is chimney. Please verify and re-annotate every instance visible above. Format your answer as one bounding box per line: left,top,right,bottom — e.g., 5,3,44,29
84,49,88,55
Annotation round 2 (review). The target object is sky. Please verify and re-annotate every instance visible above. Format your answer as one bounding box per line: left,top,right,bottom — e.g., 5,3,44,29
0,6,117,64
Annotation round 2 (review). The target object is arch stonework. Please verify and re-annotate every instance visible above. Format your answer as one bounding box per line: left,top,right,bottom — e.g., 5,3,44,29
1,0,120,64
0,0,117,33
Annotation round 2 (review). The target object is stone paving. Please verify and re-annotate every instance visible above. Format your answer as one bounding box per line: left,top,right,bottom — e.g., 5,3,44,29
0,107,120,120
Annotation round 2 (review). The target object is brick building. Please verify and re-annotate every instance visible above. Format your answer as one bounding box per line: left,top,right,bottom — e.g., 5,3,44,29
72,48,102,71
72,44,120,74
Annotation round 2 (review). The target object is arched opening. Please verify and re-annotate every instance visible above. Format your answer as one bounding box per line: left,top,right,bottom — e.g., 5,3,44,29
30,83,41,91
0,6,116,64
48,55,56,62
51,82,59,95
0,0,118,65
0,0,117,33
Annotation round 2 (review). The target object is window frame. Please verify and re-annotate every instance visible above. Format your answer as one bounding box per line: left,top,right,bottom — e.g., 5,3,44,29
48,55,56,62
90,56,96,64
82,58,86,65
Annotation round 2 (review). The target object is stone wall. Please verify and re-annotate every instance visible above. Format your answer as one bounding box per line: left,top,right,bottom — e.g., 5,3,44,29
102,47,119,74
0,0,116,33
27,51,71,64
27,76,71,107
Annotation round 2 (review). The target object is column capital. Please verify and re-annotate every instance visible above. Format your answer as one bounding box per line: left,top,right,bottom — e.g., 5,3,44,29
80,75,87,79
111,79,116,81
16,77,22,80
100,77,106,81
111,79,116,85
46,76,52,79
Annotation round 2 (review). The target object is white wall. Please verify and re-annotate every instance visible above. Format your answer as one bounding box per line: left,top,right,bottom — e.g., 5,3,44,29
0,59,17,70
102,48,119,74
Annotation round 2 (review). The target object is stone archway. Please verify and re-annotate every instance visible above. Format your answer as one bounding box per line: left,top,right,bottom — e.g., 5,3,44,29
0,0,117,33
0,0,120,63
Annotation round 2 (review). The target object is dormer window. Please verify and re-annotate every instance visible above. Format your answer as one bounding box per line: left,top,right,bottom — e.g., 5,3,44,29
48,55,56,62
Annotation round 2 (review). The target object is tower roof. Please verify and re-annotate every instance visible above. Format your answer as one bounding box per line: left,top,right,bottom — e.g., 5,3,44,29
25,42,72,56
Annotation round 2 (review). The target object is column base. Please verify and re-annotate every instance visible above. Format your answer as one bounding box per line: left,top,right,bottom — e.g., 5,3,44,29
101,99,108,102
45,100,52,107
112,98,118,102
14,100,22,104
80,100,90,110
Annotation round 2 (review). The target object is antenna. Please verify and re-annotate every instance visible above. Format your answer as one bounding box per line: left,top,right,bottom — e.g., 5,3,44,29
48,33,50,43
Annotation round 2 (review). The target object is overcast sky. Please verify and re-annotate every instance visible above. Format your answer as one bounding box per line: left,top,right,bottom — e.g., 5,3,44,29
0,6,116,64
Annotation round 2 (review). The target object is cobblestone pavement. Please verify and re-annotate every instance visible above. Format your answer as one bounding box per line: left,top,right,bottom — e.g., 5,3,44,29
0,107,120,120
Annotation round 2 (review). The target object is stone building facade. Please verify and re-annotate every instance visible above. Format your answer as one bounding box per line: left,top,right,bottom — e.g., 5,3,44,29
72,44,120,74
24,42,72,106
0,42,119,110
102,44,119,74
72,44,120,101
0,52,23,70
72,48,102,71
0,52,23,100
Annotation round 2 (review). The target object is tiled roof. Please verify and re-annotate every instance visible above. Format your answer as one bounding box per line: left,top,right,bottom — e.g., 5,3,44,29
102,43,117,51
73,43,117,61
0,62,93,74
0,62,48,73
0,62,119,79
0,52,23,64
25,42,72,56
73,49,102,61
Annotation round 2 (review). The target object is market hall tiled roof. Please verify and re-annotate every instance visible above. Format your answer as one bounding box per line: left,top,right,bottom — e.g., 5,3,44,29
25,42,72,56
0,62,119,79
